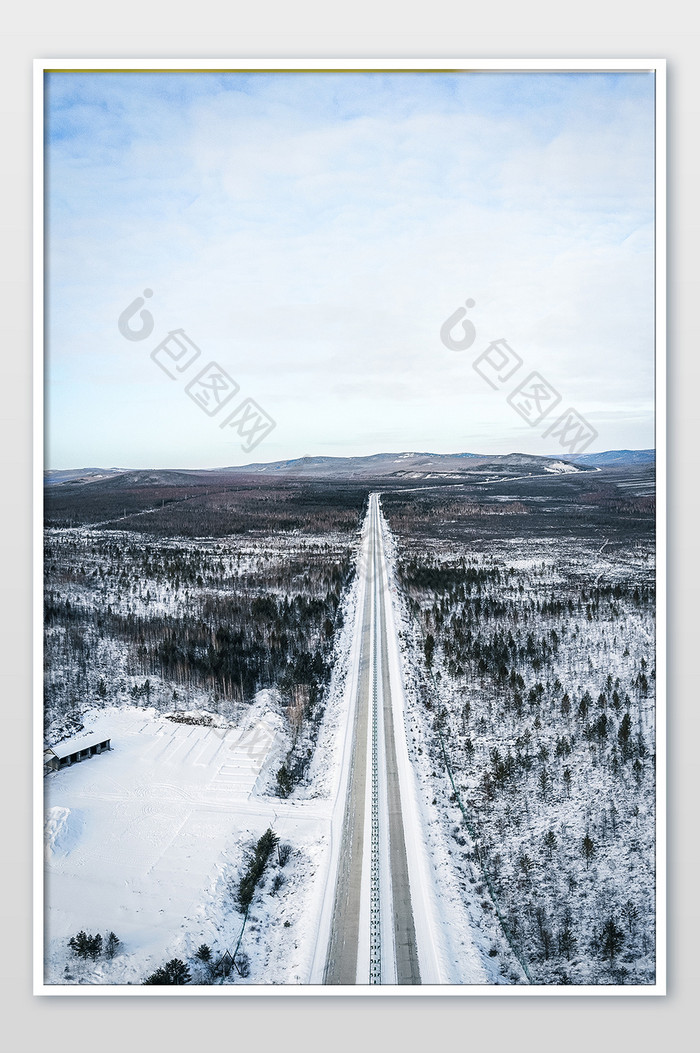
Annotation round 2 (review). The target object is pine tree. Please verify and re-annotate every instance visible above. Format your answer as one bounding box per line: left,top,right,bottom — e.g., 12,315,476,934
68,931,103,960
599,916,624,963
578,690,592,720
275,764,294,798
143,959,191,985
618,712,632,758
558,922,577,959
105,932,120,959
582,833,595,868
68,931,87,958
518,852,534,880
563,767,572,797
621,899,639,935
194,944,212,963
534,906,553,960
236,828,280,912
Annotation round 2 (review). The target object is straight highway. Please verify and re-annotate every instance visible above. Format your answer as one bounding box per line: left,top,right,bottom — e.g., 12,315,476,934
324,493,421,985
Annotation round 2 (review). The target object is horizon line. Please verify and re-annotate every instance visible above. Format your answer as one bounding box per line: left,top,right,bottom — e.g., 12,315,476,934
44,447,656,474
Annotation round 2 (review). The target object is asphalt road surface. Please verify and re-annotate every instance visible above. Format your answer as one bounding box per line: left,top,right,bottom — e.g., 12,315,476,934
324,494,421,985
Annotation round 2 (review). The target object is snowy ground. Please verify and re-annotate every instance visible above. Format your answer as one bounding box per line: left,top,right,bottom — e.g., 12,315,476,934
44,680,351,985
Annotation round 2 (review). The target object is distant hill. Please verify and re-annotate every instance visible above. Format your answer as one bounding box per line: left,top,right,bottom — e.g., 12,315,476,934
44,468,126,487
214,451,589,480
561,450,655,468
45,451,596,486
219,451,483,478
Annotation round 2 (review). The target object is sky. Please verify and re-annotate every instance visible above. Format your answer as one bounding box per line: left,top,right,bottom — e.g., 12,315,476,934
44,69,657,469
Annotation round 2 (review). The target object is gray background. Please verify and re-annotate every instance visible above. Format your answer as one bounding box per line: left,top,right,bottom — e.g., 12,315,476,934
2,4,695,1050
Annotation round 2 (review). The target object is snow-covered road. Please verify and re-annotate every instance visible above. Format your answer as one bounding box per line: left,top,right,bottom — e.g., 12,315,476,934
319,494,454,985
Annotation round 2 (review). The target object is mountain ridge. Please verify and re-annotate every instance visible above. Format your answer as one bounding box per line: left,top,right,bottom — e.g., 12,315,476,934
44,449,654,487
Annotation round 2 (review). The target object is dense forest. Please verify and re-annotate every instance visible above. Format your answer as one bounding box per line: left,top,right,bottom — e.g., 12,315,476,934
44,510,359,793
45,474,367,536
392,530,656,985
380,463,655,545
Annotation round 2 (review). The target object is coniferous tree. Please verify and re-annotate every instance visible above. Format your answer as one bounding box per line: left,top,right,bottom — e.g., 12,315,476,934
68,931,103,960
618,713,633,758
563,767,572,797
582,833,595,868
143,959,191,985
558,922,577,959
105,932,120,959
543,829,557,860
621,899,639,935
599,916,625,963
236,828,280,913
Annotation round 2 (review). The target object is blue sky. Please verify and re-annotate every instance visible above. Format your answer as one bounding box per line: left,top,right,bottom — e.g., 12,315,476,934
45,70,656,468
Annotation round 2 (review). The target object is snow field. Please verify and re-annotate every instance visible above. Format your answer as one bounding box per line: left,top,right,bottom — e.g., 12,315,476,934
44,699,327,985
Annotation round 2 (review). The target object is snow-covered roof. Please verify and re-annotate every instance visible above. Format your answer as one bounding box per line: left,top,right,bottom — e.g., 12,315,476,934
48,733,110,760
